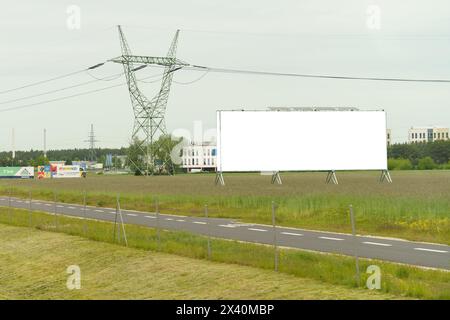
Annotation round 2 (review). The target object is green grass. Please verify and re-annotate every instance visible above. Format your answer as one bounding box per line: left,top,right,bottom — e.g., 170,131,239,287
0,207,449,299
0,171,449,244
0,223,400,300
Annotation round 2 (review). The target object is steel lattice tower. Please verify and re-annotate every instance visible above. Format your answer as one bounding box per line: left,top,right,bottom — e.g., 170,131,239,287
84,124,98,162
111,25,188,175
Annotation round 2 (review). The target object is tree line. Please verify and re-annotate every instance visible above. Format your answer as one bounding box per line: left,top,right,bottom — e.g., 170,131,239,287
388,140,450,170
0,148,127,167
1,139,449,171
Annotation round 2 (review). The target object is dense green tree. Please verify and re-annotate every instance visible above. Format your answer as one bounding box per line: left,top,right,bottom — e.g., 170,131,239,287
388,140,450,166
126,138,146,175
126,135,182,175
30,155,49,167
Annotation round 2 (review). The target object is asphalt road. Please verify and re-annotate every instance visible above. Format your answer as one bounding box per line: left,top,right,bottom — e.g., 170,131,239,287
1,196,449,270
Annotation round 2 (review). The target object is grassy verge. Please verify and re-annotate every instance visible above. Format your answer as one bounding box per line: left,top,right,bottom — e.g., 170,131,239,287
0,223,399,300
0,172,449,244
0,207,448,299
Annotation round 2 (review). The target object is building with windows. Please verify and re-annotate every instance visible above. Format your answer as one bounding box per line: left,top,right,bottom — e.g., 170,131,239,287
408,126,449,143
181,142,217,172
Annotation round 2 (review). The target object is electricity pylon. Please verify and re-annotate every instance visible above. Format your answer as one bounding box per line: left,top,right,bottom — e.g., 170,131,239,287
84,124,98,162
110,25,188,175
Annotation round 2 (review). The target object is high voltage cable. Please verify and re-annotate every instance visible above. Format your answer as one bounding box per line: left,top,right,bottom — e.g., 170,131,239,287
0,83,125,113
122,25,450,39
173,69,210,85
0,71,124,106
0,71,165,113
185,65,450,83
85,70,124,81
2,61,450,113
148,64,450,83
0,63,107,95
0,68,163,105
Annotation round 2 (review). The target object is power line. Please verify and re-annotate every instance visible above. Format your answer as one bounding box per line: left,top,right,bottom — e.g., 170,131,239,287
148,63,450,83
0,83,124,113
185,65,450,83
0,68,164,106
0,72,123,106
0,72,164,113
122,25,450,39
173,69,210,85
0,63,107,95
2,59,450,114
85,70,124,81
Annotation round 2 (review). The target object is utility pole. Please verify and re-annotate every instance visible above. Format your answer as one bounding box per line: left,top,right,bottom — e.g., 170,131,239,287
43,128,47,158
110,25,187,175
11,128,15,166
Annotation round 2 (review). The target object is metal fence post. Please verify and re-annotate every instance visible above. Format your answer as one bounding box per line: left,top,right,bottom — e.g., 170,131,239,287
205,204,211,260
117,194,128,247
28,189,33,227
350,205,360,286
113,195,118,243
83,190,87,236
156,198,160,250
272,201,278,272
54,191,58,231
8,185,12,223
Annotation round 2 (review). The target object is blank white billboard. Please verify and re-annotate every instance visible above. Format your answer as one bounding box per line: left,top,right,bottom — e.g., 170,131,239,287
217,110,388,172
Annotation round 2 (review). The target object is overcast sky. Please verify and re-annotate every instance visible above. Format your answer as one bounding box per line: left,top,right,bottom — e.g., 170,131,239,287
1,0,449,151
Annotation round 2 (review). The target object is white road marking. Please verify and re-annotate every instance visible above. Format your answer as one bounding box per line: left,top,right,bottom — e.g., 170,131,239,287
193,221,207,225
281,232,303,237
165,218,174,221
67,206,75,209
45,204,52,207
127,213,137,217
414,247,448,254
248,228,267,232
144,215,156,219
219,224,235,228
94,209,104,213
319,236,344,241
363,241,392,247
176,219,185,222
57,205,64,208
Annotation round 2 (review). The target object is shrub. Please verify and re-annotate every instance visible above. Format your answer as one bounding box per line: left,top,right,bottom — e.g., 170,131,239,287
388,158,413,170
417,157,437,170
442,161,450,170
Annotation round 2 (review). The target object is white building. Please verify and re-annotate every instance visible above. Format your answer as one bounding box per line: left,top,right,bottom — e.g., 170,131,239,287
408,126,449,143
181,142,217,172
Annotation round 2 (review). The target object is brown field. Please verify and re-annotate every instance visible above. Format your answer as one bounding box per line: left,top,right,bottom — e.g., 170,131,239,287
0,170,448,198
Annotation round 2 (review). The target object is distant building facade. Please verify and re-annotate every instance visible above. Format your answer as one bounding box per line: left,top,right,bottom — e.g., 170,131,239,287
181,142,217,172
408,126,449,143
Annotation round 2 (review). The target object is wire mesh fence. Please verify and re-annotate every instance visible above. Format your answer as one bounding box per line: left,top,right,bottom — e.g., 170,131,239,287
0,187,367,288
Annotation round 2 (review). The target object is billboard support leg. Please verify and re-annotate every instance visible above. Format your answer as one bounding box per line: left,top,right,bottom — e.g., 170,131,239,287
215,172,225,186
380,170,392,183
326,170,339,185
271,171,282,185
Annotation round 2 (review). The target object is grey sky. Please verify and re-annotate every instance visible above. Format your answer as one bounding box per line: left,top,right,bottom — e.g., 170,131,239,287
1,0,449,151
